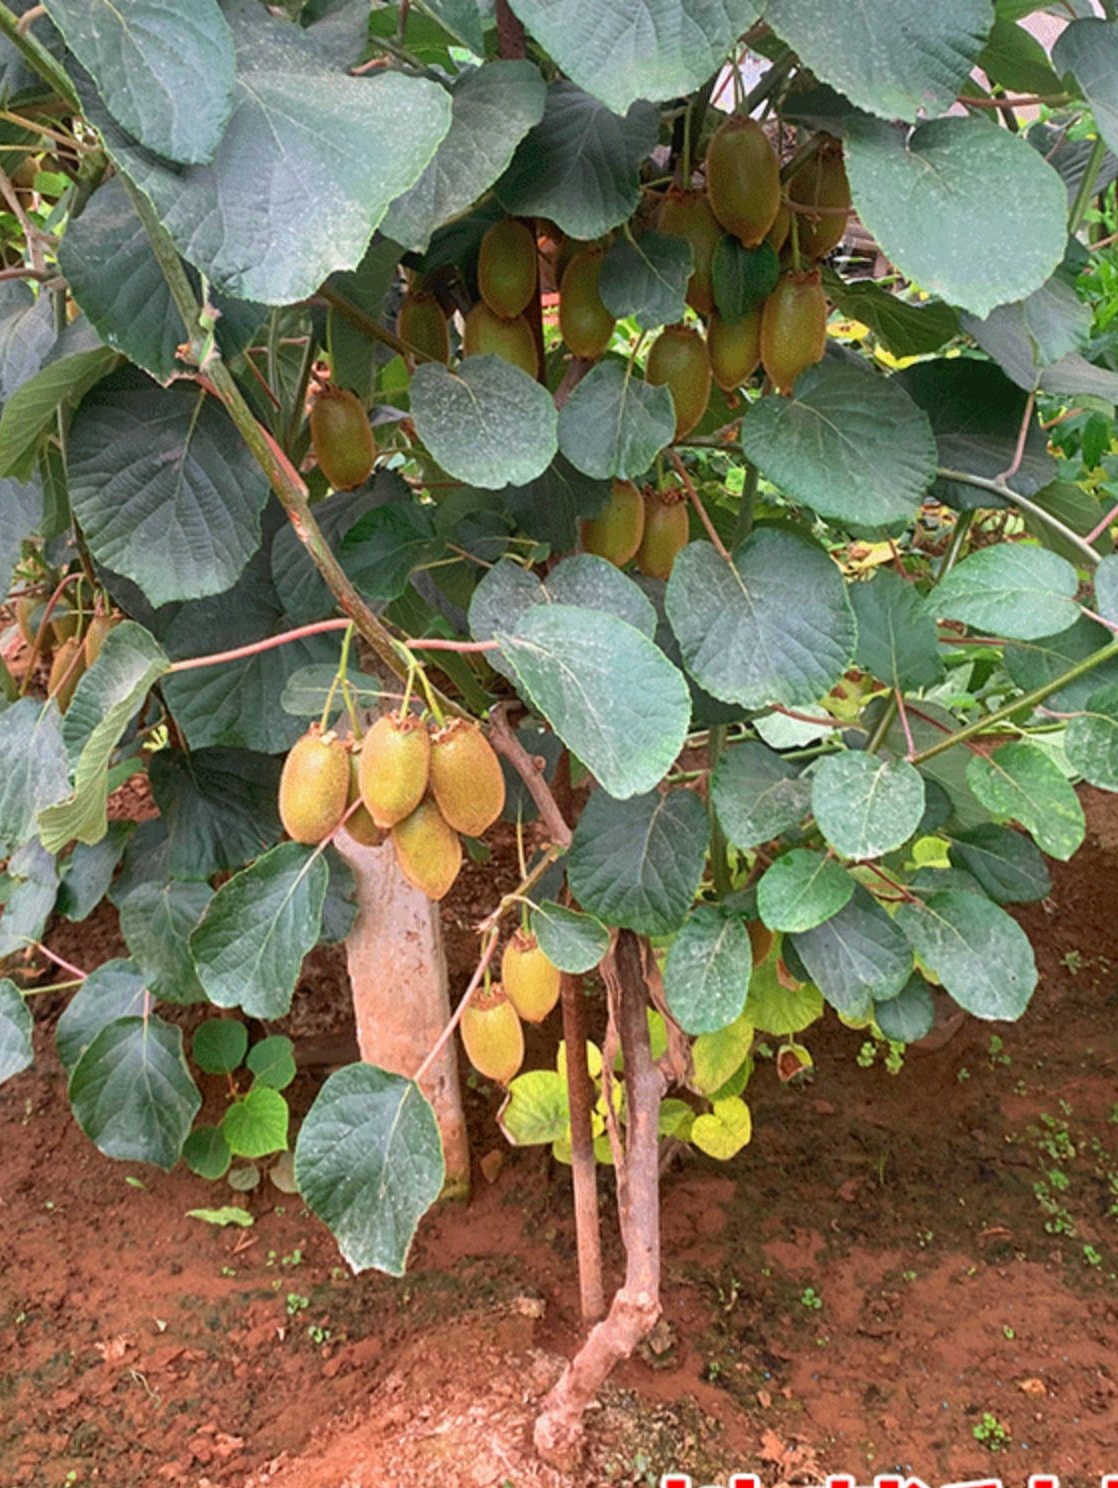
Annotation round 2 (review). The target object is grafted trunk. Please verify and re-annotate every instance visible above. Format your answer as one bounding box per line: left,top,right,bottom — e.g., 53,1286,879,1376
533,931,664,1465
334,831,470,1197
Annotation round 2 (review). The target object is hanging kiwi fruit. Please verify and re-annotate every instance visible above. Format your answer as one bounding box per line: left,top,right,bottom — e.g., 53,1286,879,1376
646,323,711,439
580,478,645,567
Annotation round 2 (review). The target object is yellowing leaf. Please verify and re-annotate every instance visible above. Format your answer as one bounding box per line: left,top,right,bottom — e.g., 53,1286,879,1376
690,1097,752,1159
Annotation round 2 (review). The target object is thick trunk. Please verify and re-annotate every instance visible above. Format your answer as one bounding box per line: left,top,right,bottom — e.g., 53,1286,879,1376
533,931,664,1465
560,970,605,1323
334,831,470,1198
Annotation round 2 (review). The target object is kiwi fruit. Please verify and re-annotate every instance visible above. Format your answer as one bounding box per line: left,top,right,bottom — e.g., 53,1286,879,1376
558,246,616,360
460,983,525,1084
501,930,561,1023
478,217,537,319
341,746,385,848
646,323,711,439
462,302,539,379
708,305,762,392
278,727,351,845
787,137,850,260
580,478,645,566
429,718,506,837
47,635,84,713
359,713,432,829
760,269,828,395
309,385,376,491
391,797,462,901
706,114,781,247
635,488,690,581
657,187,723,315
397,291,450,364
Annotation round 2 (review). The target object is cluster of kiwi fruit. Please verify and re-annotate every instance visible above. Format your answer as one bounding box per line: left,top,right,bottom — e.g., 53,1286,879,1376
581,478,691,579
460,927,562,1086
14,591,120,713
278,711,506,902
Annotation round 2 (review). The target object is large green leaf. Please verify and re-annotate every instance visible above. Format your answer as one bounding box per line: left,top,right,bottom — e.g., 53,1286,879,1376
382,60,545,252
823,274,959,359
900,359,1055,509
506,0,758,115
44,0,234,165
530,902,610,974
0,280,54,406
149,747,283,879
83,0,451,303
0,476,41,598
665,529,856,709
896,890,1037,1021
557,359,676,481
0,978,32,1085
966,741,1085,861
55,958,148,1073
710,739,812,851
68,1014,201,1169
740,363,936,529
947,824,1051,905
663,903,752,1035
568,787,708,934
1053,19,1118,158
1005,616,1118,711
933,543,1081,642
0,838,57,959
961,265,1097,393
68,372,269,605
496,604,690,799
849,569,944,691
1065,683,1118,792
0,698,69,851
37,623,170,853
764,0,991,122
496,81,658,240
811,751,926,861
410,357,557,489
295,1063,444,1276
756,849,854,933
57,822,133,921
0,338,119,481
790,884,913,1019
874,975,935,1044
599,231,692,332
119,879,213,1004
190,842,328,1018
712,238,779,320
846,117,1066,318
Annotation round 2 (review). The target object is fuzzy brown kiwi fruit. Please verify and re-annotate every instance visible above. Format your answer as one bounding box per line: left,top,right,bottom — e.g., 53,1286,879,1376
478,217,537,319
760,269,827,395
635,488,690,581
501,929,561,1023
429,718,506,837
309,385,376,491
397,291,450,364
787,137,851,260
580,478,645,566
657,187,723,315
462,302,539,379
646,323,711,439
706,114,781,247
278,727,350,845
558,246,616,359
460,983,525,1083
391,798,462,901
358,713,432,829
708,305,762,392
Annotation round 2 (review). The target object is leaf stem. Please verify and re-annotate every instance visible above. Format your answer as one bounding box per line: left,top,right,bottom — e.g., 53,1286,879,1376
667,448,730,561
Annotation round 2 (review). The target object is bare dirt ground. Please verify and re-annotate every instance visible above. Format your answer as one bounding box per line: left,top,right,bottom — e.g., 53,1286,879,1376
3,796,1118,1488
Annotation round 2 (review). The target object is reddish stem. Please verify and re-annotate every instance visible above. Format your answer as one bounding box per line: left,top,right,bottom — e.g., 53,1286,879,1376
170,617,352,672
667,448,731,561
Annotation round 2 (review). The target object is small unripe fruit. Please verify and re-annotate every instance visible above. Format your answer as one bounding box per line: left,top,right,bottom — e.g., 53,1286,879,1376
708,305,762,392
83,611,119,667
478,217,537,319
760,269,828,395
429,718,505,837
47,635,84,712
342,747,385,848
501,930,561,1023
462,302,539,379
706,114,781,247
657,187,722,315
279,727,350,845
398,291,450,364
635,488,689,581
559,246,615,360
787,138,850,260
359,713,432,828
646,323,711,439
309,385,376,491
580,478,645,566
391,797,462,901
460,983,524,1084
